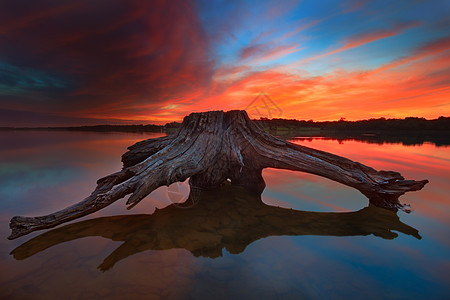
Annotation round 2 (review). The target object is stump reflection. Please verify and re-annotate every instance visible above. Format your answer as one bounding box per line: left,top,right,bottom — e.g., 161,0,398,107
11,184,420,271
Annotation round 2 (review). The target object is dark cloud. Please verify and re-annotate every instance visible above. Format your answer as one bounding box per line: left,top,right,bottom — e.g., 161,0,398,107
0,0,214,123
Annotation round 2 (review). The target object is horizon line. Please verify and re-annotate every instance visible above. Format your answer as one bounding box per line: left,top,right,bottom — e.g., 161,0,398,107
1,115,449,130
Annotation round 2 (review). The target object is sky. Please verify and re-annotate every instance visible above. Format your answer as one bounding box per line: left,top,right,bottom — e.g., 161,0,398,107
0,0,449,126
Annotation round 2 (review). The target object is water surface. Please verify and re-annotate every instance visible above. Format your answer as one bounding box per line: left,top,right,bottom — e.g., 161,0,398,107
0,131,449,299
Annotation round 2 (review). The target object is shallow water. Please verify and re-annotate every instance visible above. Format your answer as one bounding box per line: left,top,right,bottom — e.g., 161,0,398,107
0,131,449,299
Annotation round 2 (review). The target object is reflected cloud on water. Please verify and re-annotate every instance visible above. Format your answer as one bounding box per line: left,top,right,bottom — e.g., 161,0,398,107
11,183,420,272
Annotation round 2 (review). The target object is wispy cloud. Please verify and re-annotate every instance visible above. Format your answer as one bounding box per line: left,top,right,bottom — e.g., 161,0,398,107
0,1,83,35
275,19,323,42
342,0,370,13
372,35,450,74
295,21,422,65
240,43,303,64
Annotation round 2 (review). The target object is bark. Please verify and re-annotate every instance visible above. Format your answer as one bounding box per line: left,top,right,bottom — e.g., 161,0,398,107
8,110,428,239
11,184,420,271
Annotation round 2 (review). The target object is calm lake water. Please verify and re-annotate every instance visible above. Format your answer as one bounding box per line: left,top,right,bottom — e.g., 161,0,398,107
0,131,449,299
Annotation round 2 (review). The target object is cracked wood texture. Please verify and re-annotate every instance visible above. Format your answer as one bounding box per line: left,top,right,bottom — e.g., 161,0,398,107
9,110,428,239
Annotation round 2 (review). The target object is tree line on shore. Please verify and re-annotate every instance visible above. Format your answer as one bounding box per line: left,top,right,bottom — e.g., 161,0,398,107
254,116,450,132
1,116,448,133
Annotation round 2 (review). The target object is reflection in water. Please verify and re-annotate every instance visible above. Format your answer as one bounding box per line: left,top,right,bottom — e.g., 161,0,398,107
11,183,419,271
286,133,450,147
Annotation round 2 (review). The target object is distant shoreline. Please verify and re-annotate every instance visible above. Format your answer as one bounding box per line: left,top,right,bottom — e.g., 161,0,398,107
1,118,449,146
1,116,448,134
0,124,166,133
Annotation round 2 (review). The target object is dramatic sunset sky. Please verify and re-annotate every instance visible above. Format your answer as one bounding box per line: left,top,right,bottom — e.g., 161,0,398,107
0,0,449,126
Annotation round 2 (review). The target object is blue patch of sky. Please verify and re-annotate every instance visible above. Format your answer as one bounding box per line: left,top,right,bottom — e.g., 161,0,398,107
401,0,450,23
331,32,421,72
352,24,447,72
195,0,447,75
193,1,361,66
0,62,70,96
194,0,244,62
291,2,447,72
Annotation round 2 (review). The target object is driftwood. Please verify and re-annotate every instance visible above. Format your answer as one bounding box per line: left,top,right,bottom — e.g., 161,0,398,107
11,184,420,271
9,110,428,239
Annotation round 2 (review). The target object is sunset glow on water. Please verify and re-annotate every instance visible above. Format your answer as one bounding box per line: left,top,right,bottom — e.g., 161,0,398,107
0,131,448,299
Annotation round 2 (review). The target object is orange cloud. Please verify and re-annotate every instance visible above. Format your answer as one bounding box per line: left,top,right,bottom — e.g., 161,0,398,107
169,35,449,122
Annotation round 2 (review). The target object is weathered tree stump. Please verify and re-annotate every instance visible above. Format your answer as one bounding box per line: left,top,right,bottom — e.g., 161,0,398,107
8,110,428,239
